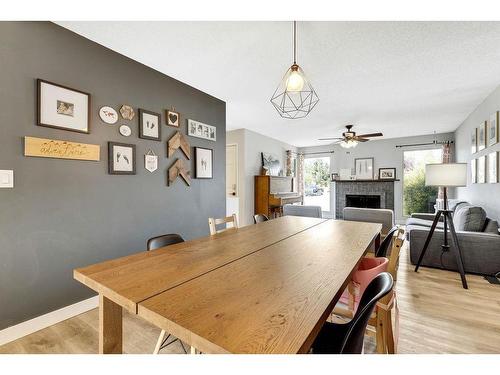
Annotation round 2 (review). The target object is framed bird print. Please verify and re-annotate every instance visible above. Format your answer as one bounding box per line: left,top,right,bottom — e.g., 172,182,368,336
139,109,161,141
108,142,136,175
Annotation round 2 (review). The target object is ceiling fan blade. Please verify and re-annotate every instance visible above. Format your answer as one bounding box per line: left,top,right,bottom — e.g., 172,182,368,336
356,132,383,138
353,137,370,142
318,137,344,141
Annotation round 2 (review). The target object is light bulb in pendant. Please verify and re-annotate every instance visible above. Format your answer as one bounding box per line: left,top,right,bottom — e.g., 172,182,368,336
286,64,304,92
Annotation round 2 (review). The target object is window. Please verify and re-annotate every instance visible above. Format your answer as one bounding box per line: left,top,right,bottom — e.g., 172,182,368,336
303,157,331,214
403,148,443,216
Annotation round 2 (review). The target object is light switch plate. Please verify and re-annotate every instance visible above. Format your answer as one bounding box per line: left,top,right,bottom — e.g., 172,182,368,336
0,170,14,188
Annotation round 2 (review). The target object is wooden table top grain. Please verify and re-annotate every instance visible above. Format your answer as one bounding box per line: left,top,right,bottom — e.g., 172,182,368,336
74,216,325,312
137,220,381,354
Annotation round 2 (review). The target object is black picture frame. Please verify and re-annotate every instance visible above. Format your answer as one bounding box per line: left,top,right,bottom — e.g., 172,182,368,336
108,142,136,175
139,108,161,141
37,78,91,134
195,147,213,179
378,167,396,180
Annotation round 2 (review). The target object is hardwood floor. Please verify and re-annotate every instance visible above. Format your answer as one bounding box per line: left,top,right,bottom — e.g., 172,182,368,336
1,243,499,354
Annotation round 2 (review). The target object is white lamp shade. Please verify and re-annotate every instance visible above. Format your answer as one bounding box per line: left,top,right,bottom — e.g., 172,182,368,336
425,163,467,187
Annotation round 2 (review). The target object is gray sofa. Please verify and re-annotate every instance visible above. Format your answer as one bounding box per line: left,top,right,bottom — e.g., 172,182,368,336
406,201,500,276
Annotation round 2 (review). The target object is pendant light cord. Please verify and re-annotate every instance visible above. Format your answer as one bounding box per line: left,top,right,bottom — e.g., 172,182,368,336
293,20,297,64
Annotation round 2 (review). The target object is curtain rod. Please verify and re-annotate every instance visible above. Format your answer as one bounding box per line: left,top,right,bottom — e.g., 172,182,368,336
395,140,454,149
288,150,334,155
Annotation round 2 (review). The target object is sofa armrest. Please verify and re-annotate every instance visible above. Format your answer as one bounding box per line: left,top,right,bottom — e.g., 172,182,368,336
410,213,443,222
409,228,500,275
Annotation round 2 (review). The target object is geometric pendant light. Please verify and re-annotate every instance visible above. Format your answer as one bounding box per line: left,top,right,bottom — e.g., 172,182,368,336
270,21,319,119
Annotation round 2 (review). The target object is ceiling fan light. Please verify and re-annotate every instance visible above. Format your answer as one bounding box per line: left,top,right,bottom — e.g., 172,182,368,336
340,139,358,149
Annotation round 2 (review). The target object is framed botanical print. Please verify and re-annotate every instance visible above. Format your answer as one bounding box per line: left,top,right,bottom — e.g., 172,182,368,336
37,79,90,134
478,122,486,151
488,152,498,183
471,128,477,154
471,158,477,184
477,155,486,183
195,147,213,179
139,109,161,141
354,157,374,180
488,111,499,147
108,142,136,175
166,109,180,127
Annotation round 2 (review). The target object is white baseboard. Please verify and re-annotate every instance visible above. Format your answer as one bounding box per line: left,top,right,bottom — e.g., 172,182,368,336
0,295,98,346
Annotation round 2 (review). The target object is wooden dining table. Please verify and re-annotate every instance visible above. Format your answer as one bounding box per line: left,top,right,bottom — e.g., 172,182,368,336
74,216,381,354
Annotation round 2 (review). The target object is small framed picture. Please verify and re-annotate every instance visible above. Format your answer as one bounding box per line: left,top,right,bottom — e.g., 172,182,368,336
477,155,486,183
378,167,396,180
471,128,477,154
166,109,180,127
478,122,486,151
488,111,499,147
37,79,90,134
471,158,477,184
195,147,213,179
139,109,161,141
188,119,216,141
488,152,498,183
108,142,136,175
354,157,374,180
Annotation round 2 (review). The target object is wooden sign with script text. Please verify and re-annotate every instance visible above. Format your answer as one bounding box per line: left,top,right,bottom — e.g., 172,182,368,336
24,136,100,161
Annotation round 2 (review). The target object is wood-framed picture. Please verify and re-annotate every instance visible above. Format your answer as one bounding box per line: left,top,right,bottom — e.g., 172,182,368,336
37,78,91,134
354,157,374,180
166,109,180,127
478,122,486,151
488,111,499,147
487,152,498,184
378,167,396,180
471,128,477,154
139,109,161,141
108,142,136,175
187,119,216,141
477,155,486,183
471,158,477,184
195,147,213,179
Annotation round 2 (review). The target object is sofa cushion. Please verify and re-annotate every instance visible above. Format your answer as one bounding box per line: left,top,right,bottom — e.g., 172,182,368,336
406,217,444,230
453,205,486,232
453,202,471,215
483,219,500,234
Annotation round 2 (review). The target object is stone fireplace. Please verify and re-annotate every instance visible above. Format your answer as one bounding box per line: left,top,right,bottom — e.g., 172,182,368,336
333,180,396,219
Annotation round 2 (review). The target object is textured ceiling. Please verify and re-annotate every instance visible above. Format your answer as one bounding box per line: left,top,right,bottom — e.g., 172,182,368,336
58,21,500,147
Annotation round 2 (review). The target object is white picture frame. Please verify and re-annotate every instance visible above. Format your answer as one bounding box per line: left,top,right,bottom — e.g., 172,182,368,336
488,112,499,147
477,155,486,183
488,152,498,184
188,119,216,142
195,147,213,179
354,158,374,180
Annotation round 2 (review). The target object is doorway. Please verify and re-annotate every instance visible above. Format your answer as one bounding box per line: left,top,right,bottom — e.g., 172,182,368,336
303,156,331,215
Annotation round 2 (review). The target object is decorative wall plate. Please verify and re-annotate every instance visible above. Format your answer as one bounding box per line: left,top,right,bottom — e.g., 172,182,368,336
119,124,132,137
99,106,119,124
120,105,135,120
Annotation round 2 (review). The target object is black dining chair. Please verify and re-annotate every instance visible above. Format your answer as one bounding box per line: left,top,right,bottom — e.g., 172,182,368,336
253,214,270,224
311,272,393,354
375,226,399,258
146,233,187,354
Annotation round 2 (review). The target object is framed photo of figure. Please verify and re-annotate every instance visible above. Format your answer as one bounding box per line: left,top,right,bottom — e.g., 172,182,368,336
378,167,396,180
108,142,136,175
354,157,374,180
37,79,91,134
488,111,499,147
488,152,498,183
478,122,486,151
139,109,161,141
471,128,477,154
195,147,213,179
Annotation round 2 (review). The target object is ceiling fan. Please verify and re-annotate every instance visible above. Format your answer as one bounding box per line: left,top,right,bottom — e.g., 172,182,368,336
318,125,383,148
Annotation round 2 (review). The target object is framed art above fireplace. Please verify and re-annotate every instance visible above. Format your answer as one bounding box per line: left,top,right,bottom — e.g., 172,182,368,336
354,157,374,180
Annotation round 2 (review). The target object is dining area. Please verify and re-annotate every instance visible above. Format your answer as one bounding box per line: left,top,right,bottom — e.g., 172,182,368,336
74,214,402,354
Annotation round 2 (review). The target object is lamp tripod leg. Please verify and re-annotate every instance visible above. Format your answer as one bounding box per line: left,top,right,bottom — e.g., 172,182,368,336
414,210,443,272
446,211,468,289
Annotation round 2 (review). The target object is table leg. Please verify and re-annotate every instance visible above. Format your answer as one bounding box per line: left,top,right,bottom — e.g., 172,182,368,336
99,295,122,354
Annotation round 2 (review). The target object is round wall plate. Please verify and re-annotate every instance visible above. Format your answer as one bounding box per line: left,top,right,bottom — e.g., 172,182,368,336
119,124,132,137
99,106,119,124
120,105,135,120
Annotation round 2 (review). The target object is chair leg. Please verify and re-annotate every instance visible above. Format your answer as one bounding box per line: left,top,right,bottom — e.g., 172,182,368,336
190,346,197,354
375,311,386,354
154,330,167,354
385,308,396,354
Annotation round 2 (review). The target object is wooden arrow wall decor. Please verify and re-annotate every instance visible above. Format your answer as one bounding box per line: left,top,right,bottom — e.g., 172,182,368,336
168,159,191,186
167,131,190,159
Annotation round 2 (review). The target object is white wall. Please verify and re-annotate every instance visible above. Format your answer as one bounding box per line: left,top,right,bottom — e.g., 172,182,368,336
455,85,500,221
226,129,297,226
299,132,454,223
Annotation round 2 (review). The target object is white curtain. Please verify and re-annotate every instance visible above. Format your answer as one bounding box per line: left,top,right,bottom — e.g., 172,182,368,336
297,153,305,197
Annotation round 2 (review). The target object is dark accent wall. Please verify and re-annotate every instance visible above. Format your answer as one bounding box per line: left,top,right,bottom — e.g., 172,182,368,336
0,22,226,330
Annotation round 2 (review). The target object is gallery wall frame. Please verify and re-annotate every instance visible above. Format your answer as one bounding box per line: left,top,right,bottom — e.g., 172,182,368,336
108,142,136,175
37,78,91,134
139,108,161,141
195,147,214,179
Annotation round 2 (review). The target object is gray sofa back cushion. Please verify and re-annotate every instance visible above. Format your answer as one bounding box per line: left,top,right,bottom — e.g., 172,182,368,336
453,205,487,232
483,219,500,234
283,204,322,218
453,202,470,214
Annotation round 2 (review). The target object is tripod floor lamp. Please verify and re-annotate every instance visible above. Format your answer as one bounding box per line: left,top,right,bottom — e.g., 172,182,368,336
414,163,468,289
